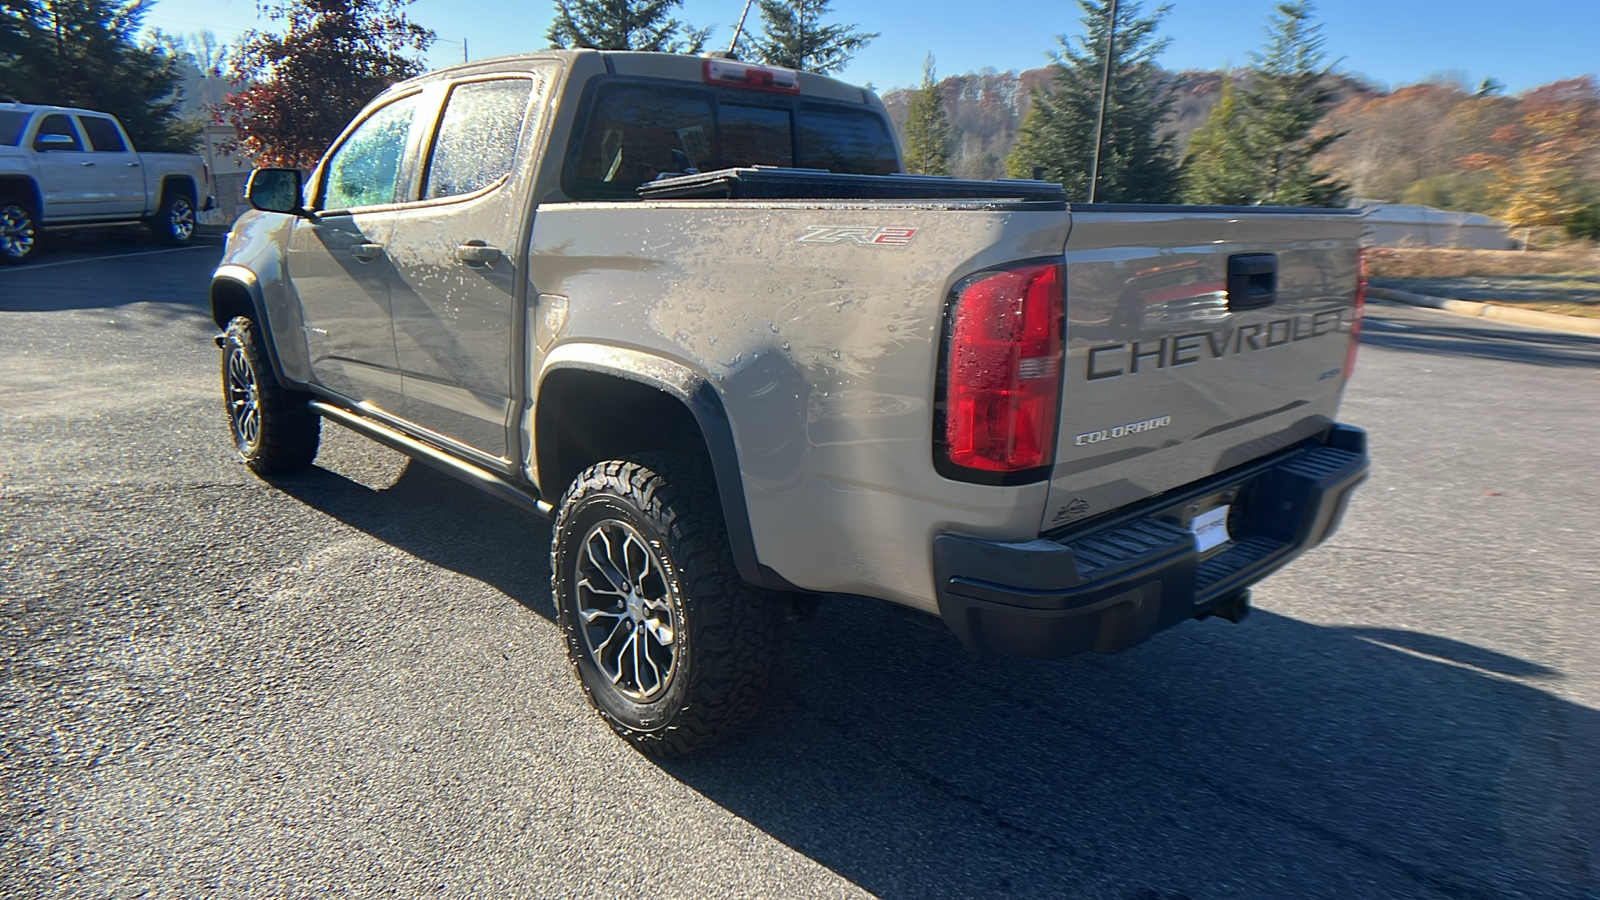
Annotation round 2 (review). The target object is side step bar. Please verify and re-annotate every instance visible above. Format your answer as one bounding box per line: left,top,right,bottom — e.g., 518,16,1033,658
308,401,554,519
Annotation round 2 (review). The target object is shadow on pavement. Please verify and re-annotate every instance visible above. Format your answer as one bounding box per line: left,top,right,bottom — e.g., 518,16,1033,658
267,455,1600,897
1362,308,1600,369
662,602,1599,898
0,231,222,313
267,460,557,623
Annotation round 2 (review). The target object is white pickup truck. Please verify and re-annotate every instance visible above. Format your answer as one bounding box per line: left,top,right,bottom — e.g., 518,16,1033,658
0,101,214,264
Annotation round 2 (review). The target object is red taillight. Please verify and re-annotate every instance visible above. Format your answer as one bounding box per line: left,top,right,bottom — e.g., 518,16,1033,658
944,262,1065,473
1346,249,1366,381
703,59,801,94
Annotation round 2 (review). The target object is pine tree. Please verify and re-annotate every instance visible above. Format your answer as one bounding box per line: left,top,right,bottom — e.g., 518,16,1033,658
0,0,194,150
1180,78,1258,204
1005,0,1179,203
547,0,709,53
217,0,434,169
745,0,875,75
1237,0,1347,206
902,54,950,175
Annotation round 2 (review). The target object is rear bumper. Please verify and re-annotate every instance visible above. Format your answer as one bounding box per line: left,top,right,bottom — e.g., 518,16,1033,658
934,424,1369,658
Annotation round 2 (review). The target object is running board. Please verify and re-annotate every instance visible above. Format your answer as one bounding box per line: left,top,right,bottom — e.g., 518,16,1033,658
308,401,554,519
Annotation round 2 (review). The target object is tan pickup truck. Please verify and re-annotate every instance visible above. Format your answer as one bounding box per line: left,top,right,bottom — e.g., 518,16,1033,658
211,50,1369,754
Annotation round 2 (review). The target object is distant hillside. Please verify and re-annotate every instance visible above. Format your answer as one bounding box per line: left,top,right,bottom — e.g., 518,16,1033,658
882,66,1382,180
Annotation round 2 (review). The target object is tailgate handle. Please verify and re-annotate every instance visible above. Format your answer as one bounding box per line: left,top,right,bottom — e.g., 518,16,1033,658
1227,253,1278,311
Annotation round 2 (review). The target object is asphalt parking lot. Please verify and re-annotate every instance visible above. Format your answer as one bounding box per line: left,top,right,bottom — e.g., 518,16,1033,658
3,232,1599,898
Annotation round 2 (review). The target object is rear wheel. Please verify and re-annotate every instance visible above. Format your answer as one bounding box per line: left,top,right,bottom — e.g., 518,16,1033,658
149,189,196,246
552,455,782,756
0,198,39,265
221,316,320,474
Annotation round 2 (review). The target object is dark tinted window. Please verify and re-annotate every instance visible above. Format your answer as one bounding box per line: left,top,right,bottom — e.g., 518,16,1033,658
425,78,536,200
798,105,898,175
566,81,900,199
34,114,83,151
569,86,714,199
78,116,127,152
0,111,28,146
719,104,792,168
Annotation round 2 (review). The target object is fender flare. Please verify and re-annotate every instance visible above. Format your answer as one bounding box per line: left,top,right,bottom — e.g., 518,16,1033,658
536,344,801,593
210,265,295,388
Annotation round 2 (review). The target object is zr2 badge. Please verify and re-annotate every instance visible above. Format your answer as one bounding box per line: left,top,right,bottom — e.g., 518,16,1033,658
796,225,919,246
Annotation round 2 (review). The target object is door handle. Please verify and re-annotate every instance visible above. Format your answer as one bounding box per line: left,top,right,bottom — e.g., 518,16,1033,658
456,241,501,266
126,162,140,168
351,243,385,263
79,161,96,167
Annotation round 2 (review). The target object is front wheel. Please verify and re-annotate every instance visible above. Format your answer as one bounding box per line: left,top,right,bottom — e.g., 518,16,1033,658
0,198,39,265
552,455,782,756
149,190,196,245
221,317,320,474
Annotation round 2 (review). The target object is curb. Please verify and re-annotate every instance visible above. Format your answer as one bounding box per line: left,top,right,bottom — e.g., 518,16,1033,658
1367,287,1600,337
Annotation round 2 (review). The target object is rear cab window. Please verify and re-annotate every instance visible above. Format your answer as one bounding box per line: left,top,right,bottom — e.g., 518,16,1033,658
563,79,899,200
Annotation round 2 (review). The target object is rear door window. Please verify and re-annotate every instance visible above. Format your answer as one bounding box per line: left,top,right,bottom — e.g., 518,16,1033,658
568,86,715,198
424,77,539,200
77,116,128,152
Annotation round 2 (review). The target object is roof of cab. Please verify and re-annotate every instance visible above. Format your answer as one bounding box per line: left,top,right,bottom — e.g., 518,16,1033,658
386,50,877,107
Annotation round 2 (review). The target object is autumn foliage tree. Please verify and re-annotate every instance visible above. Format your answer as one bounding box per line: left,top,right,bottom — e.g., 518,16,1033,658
1460,77,1600,242
219,0,433,169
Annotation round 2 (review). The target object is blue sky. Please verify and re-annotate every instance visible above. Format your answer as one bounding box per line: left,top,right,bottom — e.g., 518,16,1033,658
142,0,1600,95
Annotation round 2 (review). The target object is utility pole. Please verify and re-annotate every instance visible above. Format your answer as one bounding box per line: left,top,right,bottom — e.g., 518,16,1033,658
463,38,468,63
1088,0,1117,204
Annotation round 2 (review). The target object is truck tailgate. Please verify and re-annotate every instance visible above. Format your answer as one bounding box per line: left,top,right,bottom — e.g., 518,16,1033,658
1042,206,1364,532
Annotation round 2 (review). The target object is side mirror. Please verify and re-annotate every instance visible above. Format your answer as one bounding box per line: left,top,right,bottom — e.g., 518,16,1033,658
246,167,309,216
34,133,76,152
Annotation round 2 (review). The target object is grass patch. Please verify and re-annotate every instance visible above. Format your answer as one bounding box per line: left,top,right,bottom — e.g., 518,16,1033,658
1366,247,1599,279
1485,301,1600,320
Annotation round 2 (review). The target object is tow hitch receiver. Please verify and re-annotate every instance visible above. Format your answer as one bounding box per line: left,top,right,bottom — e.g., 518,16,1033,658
1201,589,1251,624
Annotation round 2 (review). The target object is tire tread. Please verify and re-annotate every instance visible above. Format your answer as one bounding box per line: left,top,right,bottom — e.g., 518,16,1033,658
223,317,319,475
553,454,781,756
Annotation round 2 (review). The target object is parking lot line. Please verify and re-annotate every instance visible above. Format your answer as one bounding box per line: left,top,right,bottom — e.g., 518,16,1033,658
0,244,220,274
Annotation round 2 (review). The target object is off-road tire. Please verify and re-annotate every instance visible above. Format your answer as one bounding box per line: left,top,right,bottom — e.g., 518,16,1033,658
0,197,39,265
149,187,196,246
552,454,782,756
221,316,320,475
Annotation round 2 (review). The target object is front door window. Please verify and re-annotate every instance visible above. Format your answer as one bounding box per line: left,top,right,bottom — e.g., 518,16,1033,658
320,94,421,211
